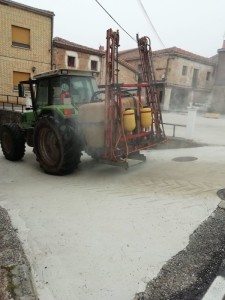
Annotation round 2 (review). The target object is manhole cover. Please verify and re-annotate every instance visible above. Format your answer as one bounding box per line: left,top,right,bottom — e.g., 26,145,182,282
217,189,225,200
172,156,198,162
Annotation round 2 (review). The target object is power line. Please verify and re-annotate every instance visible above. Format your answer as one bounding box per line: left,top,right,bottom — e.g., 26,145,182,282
136,0,166,48
94,0,136,43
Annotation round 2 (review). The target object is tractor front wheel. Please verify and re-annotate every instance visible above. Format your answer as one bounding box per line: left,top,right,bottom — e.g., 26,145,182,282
0,123,25,161
34,115,81,175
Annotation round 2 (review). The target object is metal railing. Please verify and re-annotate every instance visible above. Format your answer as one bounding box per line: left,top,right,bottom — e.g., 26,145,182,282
163,122,186,137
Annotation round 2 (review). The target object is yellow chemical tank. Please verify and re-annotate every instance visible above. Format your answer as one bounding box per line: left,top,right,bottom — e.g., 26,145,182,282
123,109,136,133
140,107,152,129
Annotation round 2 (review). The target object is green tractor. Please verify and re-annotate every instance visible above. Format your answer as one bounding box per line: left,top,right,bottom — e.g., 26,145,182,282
0,69,99,175
0,30,166,175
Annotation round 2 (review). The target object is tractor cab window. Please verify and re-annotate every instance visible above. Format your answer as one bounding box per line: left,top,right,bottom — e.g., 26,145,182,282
70,76,97,104
36,75,99,107
36,79,49,107
59,77,71,104
50,77,72,105
50,77,61,104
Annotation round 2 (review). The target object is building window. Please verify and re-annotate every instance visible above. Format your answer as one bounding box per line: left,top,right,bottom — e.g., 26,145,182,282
182,65,187,75
206,71,211,81
91,60,98,71
12,25,30,49
67,56,75,67
13,71,30,90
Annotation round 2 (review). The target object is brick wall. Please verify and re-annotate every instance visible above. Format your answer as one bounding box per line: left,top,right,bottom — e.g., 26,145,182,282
54,49,95,70
98,59,138,86
167,57,215,90
0,3,53,95
53,47,104,85
211,49,225,113
118,63,138,84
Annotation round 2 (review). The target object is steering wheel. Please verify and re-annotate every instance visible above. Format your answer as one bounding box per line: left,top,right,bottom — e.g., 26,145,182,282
91,90,105,102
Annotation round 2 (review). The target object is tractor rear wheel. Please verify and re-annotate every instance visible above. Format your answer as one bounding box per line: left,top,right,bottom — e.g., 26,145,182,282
0,123,25,161
34,115,81,175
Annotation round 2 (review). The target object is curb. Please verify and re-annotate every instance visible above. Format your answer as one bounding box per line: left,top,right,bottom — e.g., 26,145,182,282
202,275,225,300
202,197,225,300
0,207,37,300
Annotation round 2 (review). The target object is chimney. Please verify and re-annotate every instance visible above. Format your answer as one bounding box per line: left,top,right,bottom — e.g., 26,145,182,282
99,45,104,51
223,33,225,48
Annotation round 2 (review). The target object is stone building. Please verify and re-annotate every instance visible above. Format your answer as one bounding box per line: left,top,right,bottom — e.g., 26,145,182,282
119,47,216,111
53,37,105,85
211,38,225,113
0,0,54,98
52,37,138,86
116,59,139,84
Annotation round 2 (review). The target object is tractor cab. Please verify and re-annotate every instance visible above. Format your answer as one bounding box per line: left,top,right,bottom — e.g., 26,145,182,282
18,69,99,110
34,69,99,107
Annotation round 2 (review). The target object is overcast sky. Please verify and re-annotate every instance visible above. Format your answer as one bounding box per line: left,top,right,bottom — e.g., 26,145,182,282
15,0,225,57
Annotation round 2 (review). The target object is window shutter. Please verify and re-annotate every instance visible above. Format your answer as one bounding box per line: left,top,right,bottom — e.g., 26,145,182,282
12,26,30,48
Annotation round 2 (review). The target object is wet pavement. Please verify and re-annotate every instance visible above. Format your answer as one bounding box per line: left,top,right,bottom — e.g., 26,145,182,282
1,111,225,299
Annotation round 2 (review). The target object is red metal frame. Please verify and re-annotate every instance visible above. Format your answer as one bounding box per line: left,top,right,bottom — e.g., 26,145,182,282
104,28,120,159
102,29,166,164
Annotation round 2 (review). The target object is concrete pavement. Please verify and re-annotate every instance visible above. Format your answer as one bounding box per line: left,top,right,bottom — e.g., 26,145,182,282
0,111,225,299
162,110,225,146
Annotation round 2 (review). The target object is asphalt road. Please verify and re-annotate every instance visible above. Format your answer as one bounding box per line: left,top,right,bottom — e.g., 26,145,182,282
0,142,223,300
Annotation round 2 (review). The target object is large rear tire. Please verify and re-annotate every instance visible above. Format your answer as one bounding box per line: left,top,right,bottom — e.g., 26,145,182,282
0,123,25,161
34,115,81,175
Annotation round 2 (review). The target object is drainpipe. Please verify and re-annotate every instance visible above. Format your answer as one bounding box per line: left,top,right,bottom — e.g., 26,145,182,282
50,15,54,69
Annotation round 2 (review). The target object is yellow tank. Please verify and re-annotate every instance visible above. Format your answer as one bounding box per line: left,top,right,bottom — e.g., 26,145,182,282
123,109,136,133
140,107,152,128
